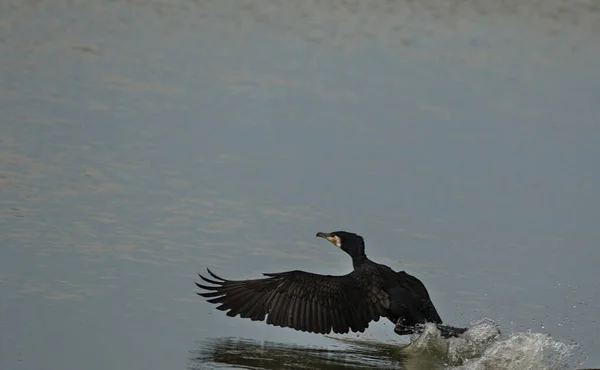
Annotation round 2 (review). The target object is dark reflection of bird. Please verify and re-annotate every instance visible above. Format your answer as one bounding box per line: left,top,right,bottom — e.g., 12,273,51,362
196,231,467,338
190,337,407,370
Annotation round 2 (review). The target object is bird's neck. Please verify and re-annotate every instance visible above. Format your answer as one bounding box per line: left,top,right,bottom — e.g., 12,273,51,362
352,254,368,268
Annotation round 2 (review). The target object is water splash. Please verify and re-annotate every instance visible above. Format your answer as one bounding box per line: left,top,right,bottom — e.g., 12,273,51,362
399,318,502,366
399,318,584,370
455,331,580,370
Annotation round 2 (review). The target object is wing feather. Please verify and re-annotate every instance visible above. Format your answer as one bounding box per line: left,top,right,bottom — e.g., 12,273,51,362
196,268,389,334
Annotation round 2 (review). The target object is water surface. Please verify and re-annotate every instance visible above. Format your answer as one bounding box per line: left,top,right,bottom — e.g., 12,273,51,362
1,0,599,369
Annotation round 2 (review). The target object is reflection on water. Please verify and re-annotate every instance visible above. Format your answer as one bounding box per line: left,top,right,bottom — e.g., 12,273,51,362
191,336,406,370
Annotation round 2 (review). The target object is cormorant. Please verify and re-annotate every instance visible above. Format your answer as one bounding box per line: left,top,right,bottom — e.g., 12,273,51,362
195,231,467,338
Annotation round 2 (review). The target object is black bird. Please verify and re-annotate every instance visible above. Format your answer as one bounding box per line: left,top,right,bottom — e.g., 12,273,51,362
195,231,467,338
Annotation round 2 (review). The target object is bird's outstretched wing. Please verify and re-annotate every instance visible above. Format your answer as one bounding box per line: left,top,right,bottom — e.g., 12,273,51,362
196,268,390,334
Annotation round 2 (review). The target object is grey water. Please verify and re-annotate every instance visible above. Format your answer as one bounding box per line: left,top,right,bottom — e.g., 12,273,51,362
1,0,599,369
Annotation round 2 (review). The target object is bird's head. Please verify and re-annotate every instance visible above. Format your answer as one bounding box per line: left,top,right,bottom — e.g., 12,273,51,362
316,231,366,258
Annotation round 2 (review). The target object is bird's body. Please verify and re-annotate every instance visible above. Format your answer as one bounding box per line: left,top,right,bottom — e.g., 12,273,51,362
196,231,466,338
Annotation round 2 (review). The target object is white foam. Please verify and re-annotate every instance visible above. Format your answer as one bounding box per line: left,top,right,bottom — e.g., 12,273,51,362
455,331,579,370
399,318,584,370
